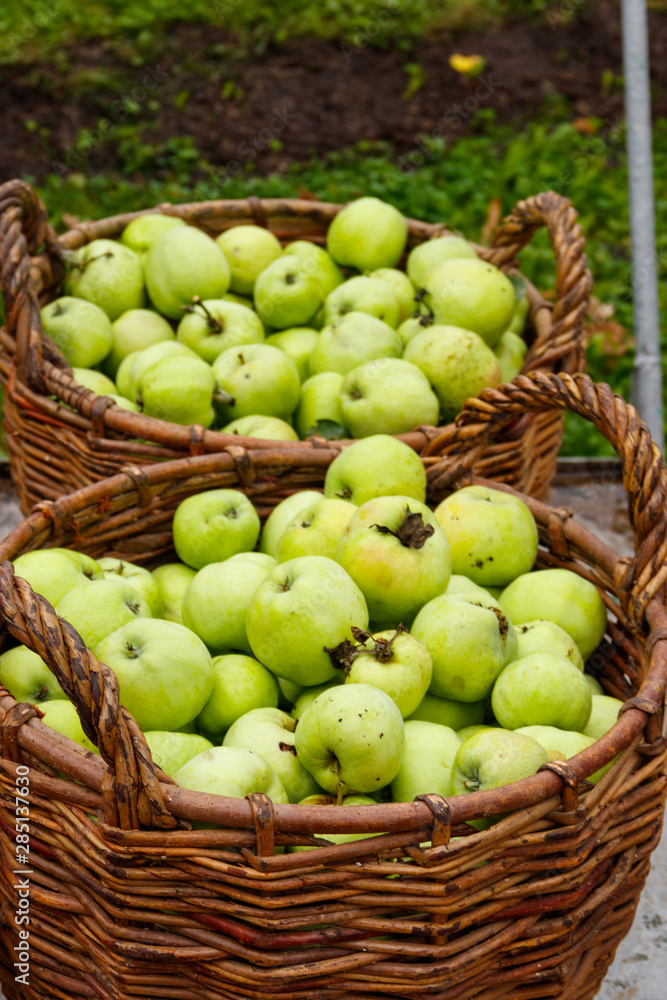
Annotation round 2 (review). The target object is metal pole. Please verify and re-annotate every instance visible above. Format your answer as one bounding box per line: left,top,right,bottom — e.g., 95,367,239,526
622,0,663,450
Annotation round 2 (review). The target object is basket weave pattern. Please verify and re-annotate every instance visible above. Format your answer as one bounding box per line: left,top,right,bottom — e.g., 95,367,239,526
0,373,664,999
0,181,592,513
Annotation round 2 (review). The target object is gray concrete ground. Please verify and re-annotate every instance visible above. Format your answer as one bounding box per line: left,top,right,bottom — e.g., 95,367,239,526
0,464,664,998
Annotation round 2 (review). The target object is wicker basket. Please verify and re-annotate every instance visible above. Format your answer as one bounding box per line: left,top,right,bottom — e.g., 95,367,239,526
0,179,592,515
0,372,665,1000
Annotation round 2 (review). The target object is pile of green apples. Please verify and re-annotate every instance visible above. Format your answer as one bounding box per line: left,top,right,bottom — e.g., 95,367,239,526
40,197,529,441
5,433,623,837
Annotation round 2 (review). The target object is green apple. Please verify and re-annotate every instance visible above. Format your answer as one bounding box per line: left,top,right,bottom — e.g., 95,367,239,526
457,724,494,741
260,490,325,558
295,683,405,796
338,627,432,718
451,728,548,796
212,344,300,422
197,653,279,738
407,691,485,730
177,299,264,364
106,309,175,377
494,330,527,383
41,297,114,368
444,575,492,599
423,258,515,347
40,700,99,754
397,314,435,351
119,340,197,403
174,745,288,802
0,645,66,703
434,485,538,588
246,555,369,686
145,226,231,319
582,694,624,741
391,720,461,800
584,674,604,696
277,676,304,710
182,552,276,653
254,255,323,329
138,354,215,427
283,241,344,298
71,368,116,396
499,568,607,660
336,496,451,623
120,214,186,254
265,328,319,382
152,563,196,624
411,593,518,702
290,676,344,721
369,268,416,325
13,548,103,608
295,372,347,439
145,730,213,777
407,236,477,288
327,197,407,271
223,415,299,441
277,497,356,562
310,312,402,377
173,489,261,569
216,225,283,295
64,239,145,321
109,394,140,412
55,578,151,650
97,558,163,617
491,652,592,731
94,618,213,731
324,277,400,328
404,325,501,421
509,294,530,335
340,358,439,437
223,707,321,802
324,435,427,505
288,792,377,851
224,292,255,308
515,725,608,783
515,620,584,671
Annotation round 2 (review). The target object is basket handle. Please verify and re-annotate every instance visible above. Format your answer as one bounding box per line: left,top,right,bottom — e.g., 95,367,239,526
427,371,667,623
480,191,593,373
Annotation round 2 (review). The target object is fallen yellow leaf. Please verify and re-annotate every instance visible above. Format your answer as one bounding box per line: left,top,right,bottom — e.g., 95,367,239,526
449,53,486,76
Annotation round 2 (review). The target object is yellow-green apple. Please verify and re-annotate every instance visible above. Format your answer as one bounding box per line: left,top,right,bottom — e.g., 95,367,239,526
71,367,117,396
223,707,321,802
369,268,416,324
290,676,344,721
41,701,99,754
55,577,151,650
151,563,196,624
246,555,369,686
337,626,432,718
145,226,230,319
423,258,515,347
196,653,279,739
216,225,282,295
499,568,607,660
41,297,114,368
145,730,213,777
213,343,300,423
411,592,517,702
177,298,264,364
98,558,163,617
94,618,213,731
105,308,175,376
260,490,325,557
515,725,608,783
444,575,493,598
585,674,604,696
457,724,494,741
324,276,400,328
404,325,501,420
494,330,527,382
13,548,103,608
509,294,530,335
434,485,538,588
391,720,461,800
327,197,407,271
324,435,427,505
277,676,304,710
288,792,377,851
407,236,477,288
407,691,485,730
118,340,197,402
340,357,439,437
120,214,186,254
282,241,344,298
295,683,405,796
336,496,451,622
223,415,299,441
295,372,347,439
182,552,276,653
277,497,356,562
582,694,624,741
173,745,288,802
138,354,216,427
515,621,584,671
451,728,548,798
310,312,402,376
491,652,592,731
64,239,145,320
265,328,319,381
173,489,261,569
0,645,66,703
254,255,323,329
397,314,435,350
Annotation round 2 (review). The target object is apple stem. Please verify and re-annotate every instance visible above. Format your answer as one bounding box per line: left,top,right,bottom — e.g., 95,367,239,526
180,296,223,333
214,390,235,406
372,508,435,550
372,623,408,664
70,251,114,272
464,778,481,792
